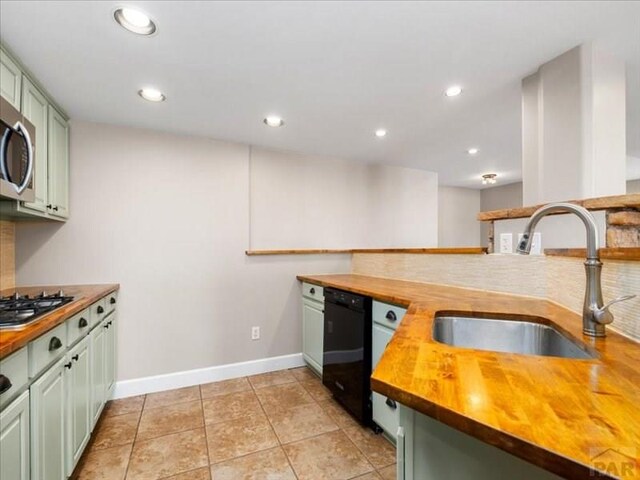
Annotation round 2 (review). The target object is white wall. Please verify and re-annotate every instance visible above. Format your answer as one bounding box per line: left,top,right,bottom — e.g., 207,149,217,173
480,182,524,246
628,179,640,193
250,148,438,249
15,121,440,382
437,187,481,247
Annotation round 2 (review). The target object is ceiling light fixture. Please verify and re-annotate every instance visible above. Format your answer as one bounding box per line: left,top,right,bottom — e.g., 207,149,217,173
264,116,284,127
138,88,165,102
467,148,479,155
114,7,157,35
482,173,497,185
445,85,463,97
375,129,387,138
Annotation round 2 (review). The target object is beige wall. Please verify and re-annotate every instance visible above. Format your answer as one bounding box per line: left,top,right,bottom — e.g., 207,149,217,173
479,182,523,246
15,121,441,382
437,186,481,247
628,179,640,193
250,148,439,249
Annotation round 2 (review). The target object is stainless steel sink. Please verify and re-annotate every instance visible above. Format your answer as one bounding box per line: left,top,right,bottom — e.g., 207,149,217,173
432,313,597,360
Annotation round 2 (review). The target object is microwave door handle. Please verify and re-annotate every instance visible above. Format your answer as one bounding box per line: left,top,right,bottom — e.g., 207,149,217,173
0,128,11,184
13,121,34,194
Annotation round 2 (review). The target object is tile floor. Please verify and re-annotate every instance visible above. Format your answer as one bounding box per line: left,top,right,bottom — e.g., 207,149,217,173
72,367,396,480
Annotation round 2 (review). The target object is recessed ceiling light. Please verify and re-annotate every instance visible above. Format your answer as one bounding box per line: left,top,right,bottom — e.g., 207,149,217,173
114,7,157,35
467,148,479,155
375,129,387,138
264,116,284,127
445,85,462,97
482,173,497,185
138,88,165,102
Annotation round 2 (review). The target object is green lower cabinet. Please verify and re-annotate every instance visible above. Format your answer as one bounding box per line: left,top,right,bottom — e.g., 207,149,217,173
104,313,117,399
90,320,107,429
66,337,91,476
0,390,30,480
30,357,66,480
302,297,324,375
397,405,562,480
372,323,398,441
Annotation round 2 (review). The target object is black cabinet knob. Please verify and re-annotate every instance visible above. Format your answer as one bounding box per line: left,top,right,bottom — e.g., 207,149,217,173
46,204,52,209
72,354,79,361
49,336,63,351
104,323,110,329
110,297,116,305
97,306,104,314
53,206,59,211
310,288,316,295
79,317,88,328
385,310,397,322
0,374,12,395
64,362,73,369
385,397,397,410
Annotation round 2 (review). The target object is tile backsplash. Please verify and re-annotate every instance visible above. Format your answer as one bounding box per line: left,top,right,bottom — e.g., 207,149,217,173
352,253,640,341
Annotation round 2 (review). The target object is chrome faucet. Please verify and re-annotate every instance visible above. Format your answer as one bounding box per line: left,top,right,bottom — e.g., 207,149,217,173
516,202,636,337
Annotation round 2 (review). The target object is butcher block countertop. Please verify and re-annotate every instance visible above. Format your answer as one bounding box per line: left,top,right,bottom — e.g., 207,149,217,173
297,274,640,480
0,284,119,360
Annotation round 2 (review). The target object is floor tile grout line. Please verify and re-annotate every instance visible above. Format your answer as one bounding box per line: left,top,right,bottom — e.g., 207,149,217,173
199,384,213,475
122,394,146,480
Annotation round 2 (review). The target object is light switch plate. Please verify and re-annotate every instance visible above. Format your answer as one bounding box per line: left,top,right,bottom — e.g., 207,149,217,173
499,233,513,254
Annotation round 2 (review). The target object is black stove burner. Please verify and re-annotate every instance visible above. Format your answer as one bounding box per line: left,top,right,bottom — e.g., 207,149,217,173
0,291,74,328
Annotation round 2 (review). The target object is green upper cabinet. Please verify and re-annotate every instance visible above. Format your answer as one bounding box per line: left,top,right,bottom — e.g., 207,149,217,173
47,106,69,219
0,45,70,222
20,77,48,213
0,49,21,109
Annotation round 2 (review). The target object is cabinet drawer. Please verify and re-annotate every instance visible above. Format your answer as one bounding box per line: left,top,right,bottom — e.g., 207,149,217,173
372,391,399,441
373,301,406,330
66,308,91,346
90,298,108,328
105,291,118,313
302,283,324,302
0,348,28,409
28,323,67,378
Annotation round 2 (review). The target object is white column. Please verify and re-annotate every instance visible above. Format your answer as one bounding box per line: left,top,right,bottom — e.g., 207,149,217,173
522,44,626,205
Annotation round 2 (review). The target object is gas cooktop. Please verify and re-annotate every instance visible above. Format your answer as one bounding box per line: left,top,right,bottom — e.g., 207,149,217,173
0,291,75,329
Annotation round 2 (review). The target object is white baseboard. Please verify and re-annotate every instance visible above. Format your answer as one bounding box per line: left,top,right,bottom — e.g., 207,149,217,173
112,352,305,399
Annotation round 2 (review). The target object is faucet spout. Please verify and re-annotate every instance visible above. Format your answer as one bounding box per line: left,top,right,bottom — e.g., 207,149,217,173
517,202,615,337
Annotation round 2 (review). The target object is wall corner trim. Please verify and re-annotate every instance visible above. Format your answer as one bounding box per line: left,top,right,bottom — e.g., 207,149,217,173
112,352,305,400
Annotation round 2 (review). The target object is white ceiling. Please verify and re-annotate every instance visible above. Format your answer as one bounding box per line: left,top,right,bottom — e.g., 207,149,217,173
1,1,639,187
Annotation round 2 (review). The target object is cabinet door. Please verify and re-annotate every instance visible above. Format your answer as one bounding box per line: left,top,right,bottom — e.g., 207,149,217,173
0,49,21,109
372,324,399,440
31,357,66,480
104,313,116,398
90,322,106,428
47,106,69,219
20,77,48,213
0,390,30,480
302,298,324,375
66,337,91,476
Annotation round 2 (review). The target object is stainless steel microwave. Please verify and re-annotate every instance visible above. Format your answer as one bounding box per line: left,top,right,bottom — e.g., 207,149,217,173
0,96,35,202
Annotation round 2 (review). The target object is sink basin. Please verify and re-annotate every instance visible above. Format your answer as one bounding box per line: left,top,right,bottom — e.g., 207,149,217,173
432,313,597,360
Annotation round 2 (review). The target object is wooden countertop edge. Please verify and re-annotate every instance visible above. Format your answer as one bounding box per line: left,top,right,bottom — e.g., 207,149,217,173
0,284,120,359
247,247,488,256
297,274,636,480
477,193,640,221
544,247,640,261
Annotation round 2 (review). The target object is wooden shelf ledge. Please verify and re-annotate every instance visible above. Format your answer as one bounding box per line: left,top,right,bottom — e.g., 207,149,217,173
246,247,488,256
478,193,640,222
545,247,640,261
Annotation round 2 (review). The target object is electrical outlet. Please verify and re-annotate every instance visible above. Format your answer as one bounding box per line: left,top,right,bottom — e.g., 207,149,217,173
499,233,513,254
517,232,542,255
251,326,260,340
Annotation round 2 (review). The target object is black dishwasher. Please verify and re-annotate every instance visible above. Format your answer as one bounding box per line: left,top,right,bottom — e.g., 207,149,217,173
323,288,372,426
